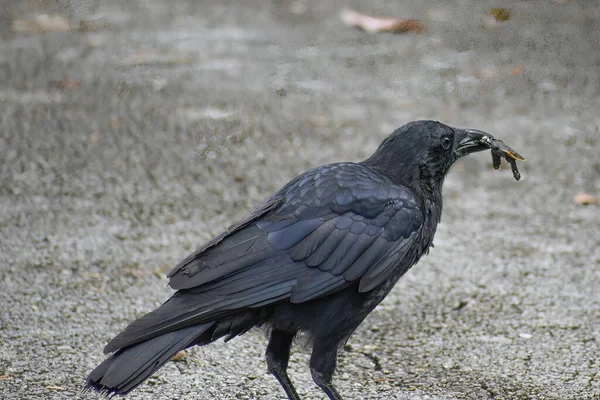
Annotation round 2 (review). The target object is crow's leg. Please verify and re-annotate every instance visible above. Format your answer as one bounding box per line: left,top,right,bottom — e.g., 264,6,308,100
266,329,300,400
310,340,342,400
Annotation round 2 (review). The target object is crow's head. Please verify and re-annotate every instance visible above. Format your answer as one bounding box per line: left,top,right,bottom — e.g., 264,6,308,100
362,120,490,194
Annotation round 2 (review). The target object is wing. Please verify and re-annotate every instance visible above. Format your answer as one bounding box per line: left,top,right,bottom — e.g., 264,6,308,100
169,163,423,299
166,194,285,281
108,164,423,351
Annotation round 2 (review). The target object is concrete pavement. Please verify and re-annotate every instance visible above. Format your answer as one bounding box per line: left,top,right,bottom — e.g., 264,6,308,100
1,1,599,399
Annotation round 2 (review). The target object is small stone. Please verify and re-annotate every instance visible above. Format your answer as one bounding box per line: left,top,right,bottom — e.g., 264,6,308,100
172,350,186,361
519,333,533,339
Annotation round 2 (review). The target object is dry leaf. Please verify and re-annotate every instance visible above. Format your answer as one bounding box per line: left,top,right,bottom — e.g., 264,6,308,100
152,269,164,279
109,117,124,129
12,15,72,33
476,66,523,79
308,114,331,127
172,350,186,361
572,192,597,205
0,375,8,381
491,8,511,22
48,79,81,90
122,267,147,279
78,19,107,32
120,51,195,68
45,386,65,391
90,131,101,143
152,263,171,279
340,9,425,34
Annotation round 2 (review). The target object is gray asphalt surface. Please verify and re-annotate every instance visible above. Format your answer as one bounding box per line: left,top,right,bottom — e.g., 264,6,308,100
1,1,599,399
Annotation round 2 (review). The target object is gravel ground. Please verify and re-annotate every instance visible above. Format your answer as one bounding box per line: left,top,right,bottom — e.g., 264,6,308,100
1,1,599,399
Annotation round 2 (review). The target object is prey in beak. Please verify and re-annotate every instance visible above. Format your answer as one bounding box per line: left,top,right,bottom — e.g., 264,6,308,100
455,129,525,180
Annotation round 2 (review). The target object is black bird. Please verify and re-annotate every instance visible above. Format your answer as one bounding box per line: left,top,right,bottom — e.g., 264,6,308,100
86,120,500,399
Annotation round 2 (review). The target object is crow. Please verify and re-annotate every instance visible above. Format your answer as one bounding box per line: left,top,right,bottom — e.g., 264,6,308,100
85,120,506,399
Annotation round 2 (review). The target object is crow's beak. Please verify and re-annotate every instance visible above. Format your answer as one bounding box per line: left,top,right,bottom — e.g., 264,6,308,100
454,129,493,158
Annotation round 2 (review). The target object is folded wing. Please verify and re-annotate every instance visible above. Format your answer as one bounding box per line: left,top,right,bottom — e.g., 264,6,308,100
106,163,423,352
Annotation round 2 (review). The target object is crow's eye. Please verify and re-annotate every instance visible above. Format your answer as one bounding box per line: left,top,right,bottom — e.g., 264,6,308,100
441,136,452,150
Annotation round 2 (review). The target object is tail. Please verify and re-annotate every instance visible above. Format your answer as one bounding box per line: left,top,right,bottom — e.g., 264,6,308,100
85,323,212,395
85,310,262,396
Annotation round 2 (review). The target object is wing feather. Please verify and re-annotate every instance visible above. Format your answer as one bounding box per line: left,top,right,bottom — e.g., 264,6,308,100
119,163,425,351
342,237,391,281
290,219,337,261
317,233,360,272
328,233,377,275
267,218,323,250
304,229,347,267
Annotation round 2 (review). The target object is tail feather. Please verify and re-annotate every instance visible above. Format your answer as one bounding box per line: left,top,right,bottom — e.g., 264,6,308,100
85,323,212,395
86,311,262,396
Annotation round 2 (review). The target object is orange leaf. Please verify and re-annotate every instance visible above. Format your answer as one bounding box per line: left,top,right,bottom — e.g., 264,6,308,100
12,15,72,33
109,117,124,129
48,79,81,90
572,192,597,205
340,9,425,34
90,131,101,143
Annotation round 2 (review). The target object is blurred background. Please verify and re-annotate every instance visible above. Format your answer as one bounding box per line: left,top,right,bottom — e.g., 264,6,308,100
0,1,598,399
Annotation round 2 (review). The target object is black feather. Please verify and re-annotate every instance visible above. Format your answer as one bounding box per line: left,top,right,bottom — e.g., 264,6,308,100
86,121,482,399
304,229,346,266
86,324,211,395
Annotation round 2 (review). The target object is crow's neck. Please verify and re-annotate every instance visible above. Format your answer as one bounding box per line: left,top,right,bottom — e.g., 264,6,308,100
416,168,445,227
406,180,444,257
361,157,444,222
411,179,444,249
419,181,444,243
